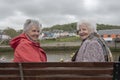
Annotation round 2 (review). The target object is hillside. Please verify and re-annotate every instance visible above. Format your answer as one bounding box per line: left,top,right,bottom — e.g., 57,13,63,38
43,23,120,31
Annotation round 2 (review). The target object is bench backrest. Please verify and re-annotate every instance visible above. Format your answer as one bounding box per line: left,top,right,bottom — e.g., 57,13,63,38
0,62,117,80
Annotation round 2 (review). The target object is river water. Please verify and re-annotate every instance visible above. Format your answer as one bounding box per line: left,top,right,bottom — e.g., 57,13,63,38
0,50,75,62
0,50,120,62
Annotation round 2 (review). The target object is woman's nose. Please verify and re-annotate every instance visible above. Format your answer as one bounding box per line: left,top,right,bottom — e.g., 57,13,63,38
35,31,39,35
79,30,83,34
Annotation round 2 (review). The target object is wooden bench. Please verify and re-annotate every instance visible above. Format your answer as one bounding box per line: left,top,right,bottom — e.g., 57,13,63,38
0,62,119,80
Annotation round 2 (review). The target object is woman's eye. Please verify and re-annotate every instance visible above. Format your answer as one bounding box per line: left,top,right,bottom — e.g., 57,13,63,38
32,30,36,32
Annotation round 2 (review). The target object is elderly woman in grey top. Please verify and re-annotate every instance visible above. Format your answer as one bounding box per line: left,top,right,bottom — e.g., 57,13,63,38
72,20,113,62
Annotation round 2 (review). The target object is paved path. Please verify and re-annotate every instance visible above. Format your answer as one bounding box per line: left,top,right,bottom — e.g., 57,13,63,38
0,42,81,48
41,42,81,47
1,42,119,48
0,45,10,48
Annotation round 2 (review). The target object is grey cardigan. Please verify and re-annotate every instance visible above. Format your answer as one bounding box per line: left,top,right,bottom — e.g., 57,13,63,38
72,33,113,62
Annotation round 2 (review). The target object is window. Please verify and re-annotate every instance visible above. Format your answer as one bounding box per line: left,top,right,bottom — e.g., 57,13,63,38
101,35,103,37
108,35,111,37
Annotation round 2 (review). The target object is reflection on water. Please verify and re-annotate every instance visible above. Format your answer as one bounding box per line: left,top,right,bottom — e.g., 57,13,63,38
47,50,75,62
0,50,75,62
0,52,13,62
0,50,120,62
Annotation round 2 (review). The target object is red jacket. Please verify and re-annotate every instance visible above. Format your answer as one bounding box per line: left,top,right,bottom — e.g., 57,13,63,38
10,33,47,62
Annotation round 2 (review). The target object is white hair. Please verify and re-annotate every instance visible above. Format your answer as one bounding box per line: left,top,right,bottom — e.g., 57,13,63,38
77,20,97,33
23,19,42,32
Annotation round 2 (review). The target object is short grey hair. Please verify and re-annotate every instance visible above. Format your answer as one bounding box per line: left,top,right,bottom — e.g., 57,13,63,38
23,19,42,32
77,20,97,33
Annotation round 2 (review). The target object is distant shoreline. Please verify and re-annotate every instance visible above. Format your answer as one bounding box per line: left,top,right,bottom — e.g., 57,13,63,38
0,42,81,48
0,42,120,52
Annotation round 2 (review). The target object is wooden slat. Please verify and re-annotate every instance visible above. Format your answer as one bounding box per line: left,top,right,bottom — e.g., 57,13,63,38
0,77,20,80
24,76,112,80
0,70,19,75
23,68,113,76
22,62,114,68
0,63,18,68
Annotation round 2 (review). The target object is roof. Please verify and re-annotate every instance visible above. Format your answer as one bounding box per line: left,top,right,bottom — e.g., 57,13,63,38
98,29,120,35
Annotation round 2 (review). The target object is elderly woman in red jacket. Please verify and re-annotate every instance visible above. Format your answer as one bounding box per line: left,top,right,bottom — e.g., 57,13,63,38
72,20,113,62
10,19,47,62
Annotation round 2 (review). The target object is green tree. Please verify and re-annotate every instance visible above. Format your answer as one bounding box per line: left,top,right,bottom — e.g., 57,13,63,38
3,27,18,38
43,22,77,31
43,23,120,32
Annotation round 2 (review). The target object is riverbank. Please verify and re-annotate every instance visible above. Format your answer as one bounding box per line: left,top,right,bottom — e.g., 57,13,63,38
0,42,80,51
0,42,120,62
0,45,120,52
0,41,120,52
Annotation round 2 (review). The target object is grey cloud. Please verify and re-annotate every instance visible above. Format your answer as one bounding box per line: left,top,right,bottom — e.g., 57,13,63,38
0,0,120,30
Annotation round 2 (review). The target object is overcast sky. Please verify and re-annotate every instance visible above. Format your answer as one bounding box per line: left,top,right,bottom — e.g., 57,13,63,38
0,0,120,30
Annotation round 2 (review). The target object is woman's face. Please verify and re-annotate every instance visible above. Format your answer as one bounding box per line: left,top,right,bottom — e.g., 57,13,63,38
26,26,40,42
78,24,90,40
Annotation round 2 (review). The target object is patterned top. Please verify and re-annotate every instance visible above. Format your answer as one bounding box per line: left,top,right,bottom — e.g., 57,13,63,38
75,35,105,62
72,33,107,62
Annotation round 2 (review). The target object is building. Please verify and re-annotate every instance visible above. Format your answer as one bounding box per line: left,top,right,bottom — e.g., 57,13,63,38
0,34,11,40
98,29,120,41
